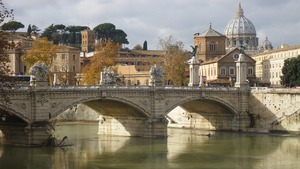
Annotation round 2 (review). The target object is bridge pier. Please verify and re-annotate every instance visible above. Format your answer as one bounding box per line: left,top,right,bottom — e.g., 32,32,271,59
0,121,55,146
232,111,251,131
98,115,168,137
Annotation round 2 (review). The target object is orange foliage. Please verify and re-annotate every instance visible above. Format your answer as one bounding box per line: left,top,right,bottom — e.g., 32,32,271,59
22,37,58,72
82,40,119,85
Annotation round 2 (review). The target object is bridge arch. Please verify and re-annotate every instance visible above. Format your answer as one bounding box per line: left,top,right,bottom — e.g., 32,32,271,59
165,95,240,130
165,95,239,115
51,95,150,120
0,104,30,124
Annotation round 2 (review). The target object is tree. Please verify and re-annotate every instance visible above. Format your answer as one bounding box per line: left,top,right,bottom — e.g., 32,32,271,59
82,40,119,85
31,25,40,34
159,35,190,86
133,44,142,50
0,0,14,77
0,0,14,105
281,55,300,87
93,23,129,45
1,20,24,34
65,25,89,45
143,40,147,50
26,24,32,36
22,37,58,72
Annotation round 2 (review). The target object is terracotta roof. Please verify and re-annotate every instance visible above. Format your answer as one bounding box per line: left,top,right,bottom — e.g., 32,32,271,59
118,49,165,56
195,24,225,37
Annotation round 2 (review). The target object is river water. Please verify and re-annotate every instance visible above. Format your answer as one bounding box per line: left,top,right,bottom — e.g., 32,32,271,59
0,122,299,169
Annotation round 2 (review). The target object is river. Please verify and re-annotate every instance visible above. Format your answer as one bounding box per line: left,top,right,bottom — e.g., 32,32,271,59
0,122,299,169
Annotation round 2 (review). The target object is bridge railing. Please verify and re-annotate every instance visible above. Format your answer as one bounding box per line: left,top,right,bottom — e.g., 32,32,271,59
2,84,241,92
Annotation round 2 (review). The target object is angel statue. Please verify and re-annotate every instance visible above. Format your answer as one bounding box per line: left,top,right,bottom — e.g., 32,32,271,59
239,44,246,54
190,45,197,57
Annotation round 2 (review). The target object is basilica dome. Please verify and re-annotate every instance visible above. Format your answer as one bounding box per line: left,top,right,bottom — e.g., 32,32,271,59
260,36,273,51
224,3,258,51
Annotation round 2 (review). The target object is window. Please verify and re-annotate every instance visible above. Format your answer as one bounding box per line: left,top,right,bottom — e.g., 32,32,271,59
199,43,203,51
220,67,226,75
229,67,235,75
73,55,76,61
248,67,253,75
73,66,76,72
62,54,65,60
210,42,216,52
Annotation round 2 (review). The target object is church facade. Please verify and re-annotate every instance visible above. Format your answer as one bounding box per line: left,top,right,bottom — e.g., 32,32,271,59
194,25,256,86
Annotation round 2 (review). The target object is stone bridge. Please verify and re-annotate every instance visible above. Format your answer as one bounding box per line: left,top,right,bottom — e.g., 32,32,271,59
0,84,250,146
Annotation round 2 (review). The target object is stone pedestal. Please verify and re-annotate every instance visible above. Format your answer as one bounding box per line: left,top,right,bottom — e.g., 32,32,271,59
188,56,200,87
235,53,249,91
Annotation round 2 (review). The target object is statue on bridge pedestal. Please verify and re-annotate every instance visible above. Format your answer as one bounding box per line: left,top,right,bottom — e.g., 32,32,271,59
149,64,164,86
100,67,116,85
29,62,50,89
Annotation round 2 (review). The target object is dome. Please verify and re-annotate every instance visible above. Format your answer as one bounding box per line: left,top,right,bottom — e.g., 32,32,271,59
224,3,256,36
260,36,273,51
224,3,258,51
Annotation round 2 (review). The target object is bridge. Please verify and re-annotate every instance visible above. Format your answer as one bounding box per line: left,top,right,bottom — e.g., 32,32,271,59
1,61,300,146
0,84,250,146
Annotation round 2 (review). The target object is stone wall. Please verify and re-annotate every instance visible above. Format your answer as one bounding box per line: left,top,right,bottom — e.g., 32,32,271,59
249,88,300,134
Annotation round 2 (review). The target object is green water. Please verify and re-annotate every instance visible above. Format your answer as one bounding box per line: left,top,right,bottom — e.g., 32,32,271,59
0,123,299,169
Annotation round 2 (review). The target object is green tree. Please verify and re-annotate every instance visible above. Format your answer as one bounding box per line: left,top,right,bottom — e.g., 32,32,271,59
82,40,119,85
26,24,32,36
1,20,24,34
133,44,142,50
281,55,300,87
159,35,190,86
31,25,40,34
93,23,129,45
41,24,56,41
143,40,148,50
65,25,89,45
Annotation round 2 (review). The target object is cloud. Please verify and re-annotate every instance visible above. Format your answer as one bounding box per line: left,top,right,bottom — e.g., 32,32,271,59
4,0,300,50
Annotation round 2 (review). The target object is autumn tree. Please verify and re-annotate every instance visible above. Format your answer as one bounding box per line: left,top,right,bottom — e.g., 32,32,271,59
82,40,119,85
0,0,13,77
1,20,24,34
0,0,14,105
159,35,190,86
22,37,58,72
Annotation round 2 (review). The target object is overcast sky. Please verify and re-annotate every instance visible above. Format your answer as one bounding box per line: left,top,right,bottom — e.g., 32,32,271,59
4,0,300,50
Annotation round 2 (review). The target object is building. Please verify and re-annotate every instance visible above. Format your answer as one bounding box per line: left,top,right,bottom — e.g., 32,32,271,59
81,29,95,53
253,44,300,87
52,45,81,85
5,35,34,75
194,25,256,86
224,3,259,55
117,49,165,71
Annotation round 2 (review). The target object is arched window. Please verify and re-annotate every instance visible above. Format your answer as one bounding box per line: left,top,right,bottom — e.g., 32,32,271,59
210,42,216,52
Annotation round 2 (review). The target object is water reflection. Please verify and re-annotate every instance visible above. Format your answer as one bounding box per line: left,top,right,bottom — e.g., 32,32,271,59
0,123,299,169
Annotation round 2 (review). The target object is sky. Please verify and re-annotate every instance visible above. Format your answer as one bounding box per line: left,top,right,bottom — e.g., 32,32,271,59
4,0,300,51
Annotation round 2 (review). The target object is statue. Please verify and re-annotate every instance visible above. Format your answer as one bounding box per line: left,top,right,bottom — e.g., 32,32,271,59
190,45,197,56
149,65,164,86
29,62,50,81
239,44,246,54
